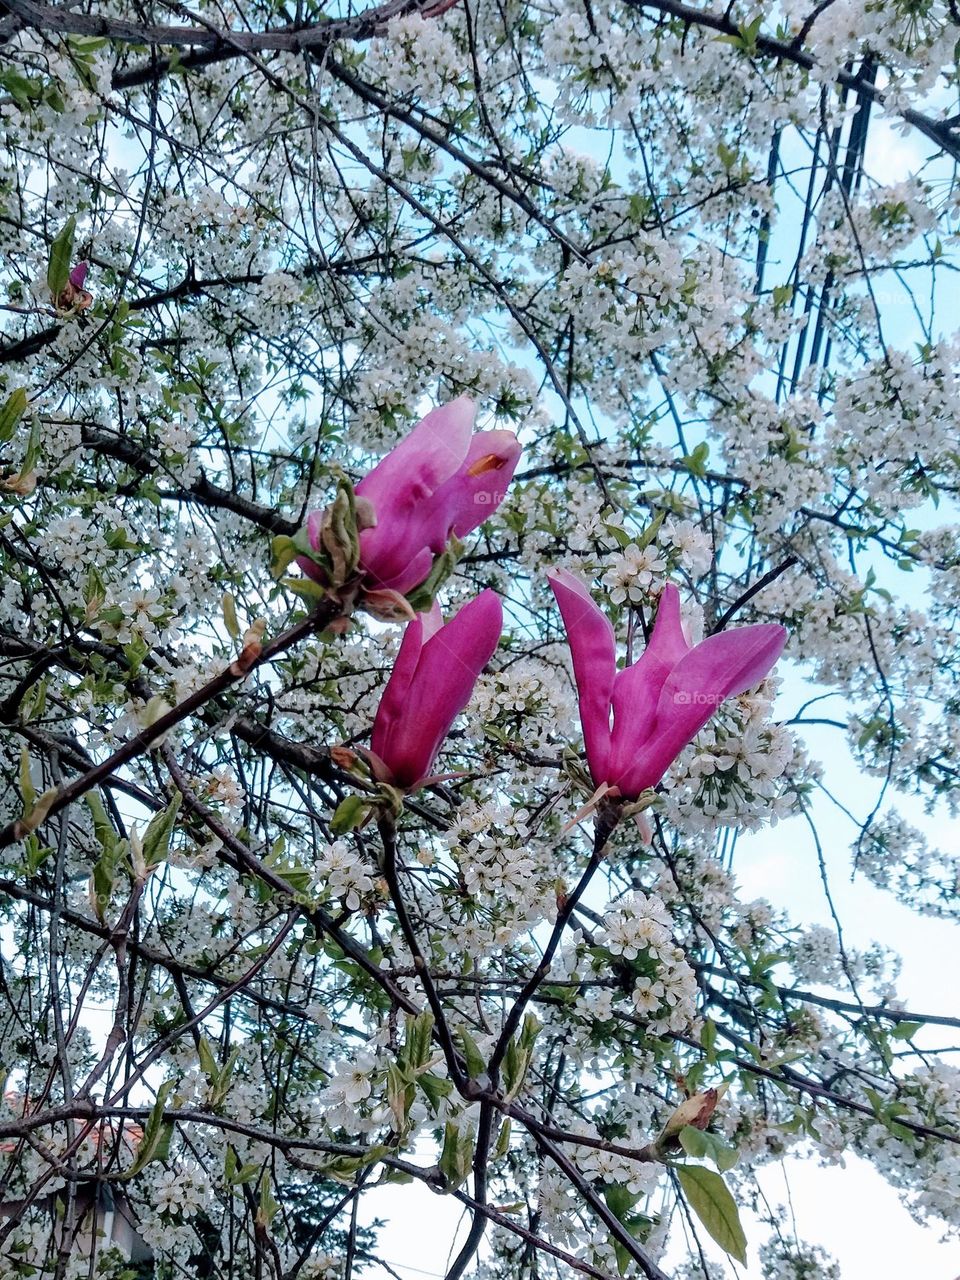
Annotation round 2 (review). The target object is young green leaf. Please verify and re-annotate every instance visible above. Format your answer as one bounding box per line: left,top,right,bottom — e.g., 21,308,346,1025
0,388,28,443
47,215,77,296
121,1080,175,1179
330,794,369,835
140,793,181,868
457,1027,487,1082
676,1165,747,1265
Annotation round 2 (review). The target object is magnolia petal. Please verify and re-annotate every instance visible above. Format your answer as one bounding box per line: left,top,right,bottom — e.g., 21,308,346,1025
355,397,475,514
370,613,429,764
361,545,435,595
613,622,786,796
608,585,691,779
371,590,503,789
445,430,522,540
548,569,616,784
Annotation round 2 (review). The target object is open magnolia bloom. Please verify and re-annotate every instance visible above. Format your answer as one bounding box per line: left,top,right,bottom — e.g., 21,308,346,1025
548,569,787,800
367,589,503,790
299,398,521,603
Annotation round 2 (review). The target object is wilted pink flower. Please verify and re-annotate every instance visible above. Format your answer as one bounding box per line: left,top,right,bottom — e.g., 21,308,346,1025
369,590,503,789
68,262,88,288
300,398,520,596
548,569,787,800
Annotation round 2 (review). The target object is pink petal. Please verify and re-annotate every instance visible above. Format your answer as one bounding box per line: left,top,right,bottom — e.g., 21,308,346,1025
419,598,444,642
370,614,429,764
358,424,520,588
613,623,786,796
359,542,435,594
355,397,475,514
444,430,522,539
372,590,502,787
354,400,475,588
548,569,616,784
646,584,690,667
667,623,787,704
608,584,690,775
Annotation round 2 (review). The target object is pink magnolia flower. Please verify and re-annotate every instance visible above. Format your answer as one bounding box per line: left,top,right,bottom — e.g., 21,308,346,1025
369,590,503,789
548,569,787,800
300,398,520,596
69,262,88,288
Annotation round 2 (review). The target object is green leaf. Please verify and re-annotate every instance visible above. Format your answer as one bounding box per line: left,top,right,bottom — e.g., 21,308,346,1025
141,793,180,868
701,1018,717,1062
602,1184,656,1275
636,509,665,551
319,1144,390,1185
386,1061,415,1133
502,1013,540,1101
330,794,369,835
257,1173,279,1226
0,388,28,443
493,1117,511,1159
678,1125,738,1172
890,1020,923,1040
86,790,125,922
198,1037,218,1084
24,834,53,877
47,215,77,296
83,564,106,618
18,418,40,479
717,141,738,171
85,790,119,854
221,592,241,639
418,1070,452,1113
439,1122,474,1189
772,283,793,309
122,1080,175,1179
401,1010,435,1073
91,843,120,924
457,1028,487,1081
0,69,41,107
680,440,710,478
675,1165,747,1264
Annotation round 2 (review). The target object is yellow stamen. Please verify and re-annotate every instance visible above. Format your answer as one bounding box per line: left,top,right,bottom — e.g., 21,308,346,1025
466,452,505,477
